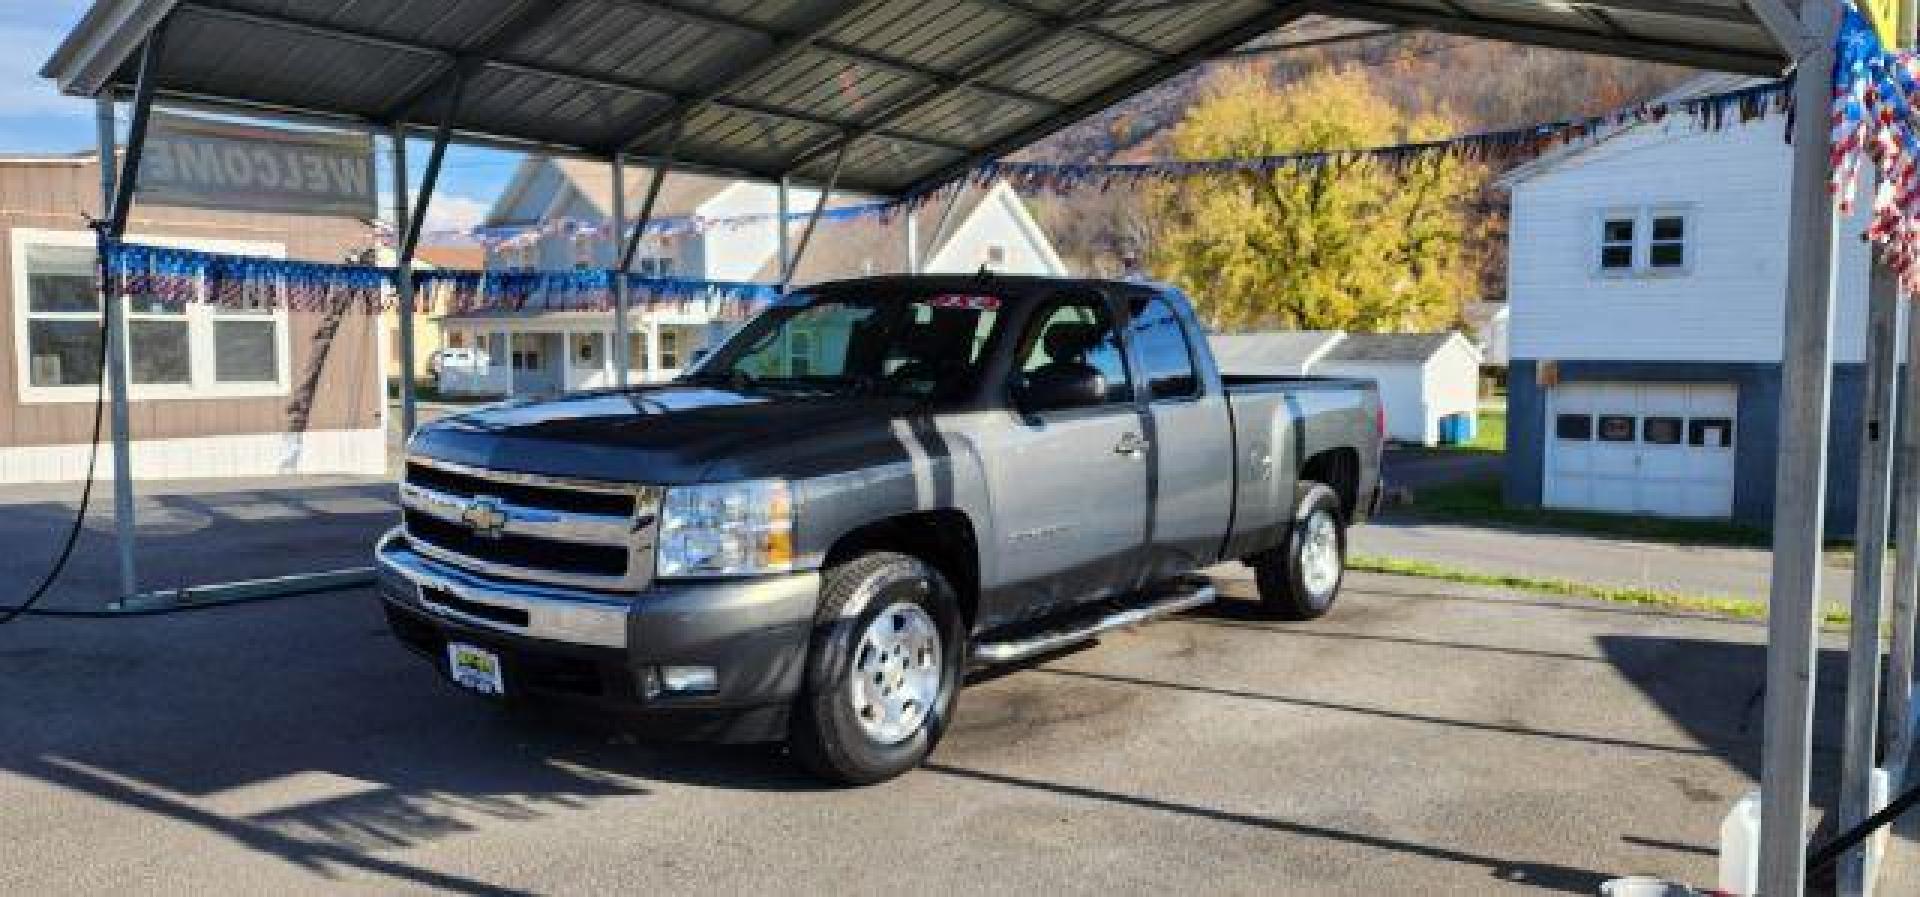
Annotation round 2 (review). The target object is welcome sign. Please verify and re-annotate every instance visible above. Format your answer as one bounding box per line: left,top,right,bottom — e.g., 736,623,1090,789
137,112,376,219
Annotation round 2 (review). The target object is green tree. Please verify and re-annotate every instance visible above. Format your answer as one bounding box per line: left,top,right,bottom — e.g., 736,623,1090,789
1149,65,1483,333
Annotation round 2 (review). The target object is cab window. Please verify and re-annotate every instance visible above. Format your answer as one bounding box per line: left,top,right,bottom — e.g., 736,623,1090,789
1127,297,1200,400
1016,297,1133,404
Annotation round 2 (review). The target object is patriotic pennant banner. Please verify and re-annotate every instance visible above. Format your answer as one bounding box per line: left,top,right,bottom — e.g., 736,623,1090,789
102,242,777,321
971,79,1790,194
1831,2,1920,294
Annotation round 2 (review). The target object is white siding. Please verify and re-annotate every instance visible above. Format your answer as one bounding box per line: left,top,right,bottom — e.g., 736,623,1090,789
1508,117,1874,363
926,183,1068,275
1320,348,1479,446
694,183,828,282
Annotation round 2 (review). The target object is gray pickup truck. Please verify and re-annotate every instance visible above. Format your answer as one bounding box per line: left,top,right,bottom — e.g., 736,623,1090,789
377,275,1383,783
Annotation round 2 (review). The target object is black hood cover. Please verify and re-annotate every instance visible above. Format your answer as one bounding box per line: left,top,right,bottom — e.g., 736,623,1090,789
407,386,916,484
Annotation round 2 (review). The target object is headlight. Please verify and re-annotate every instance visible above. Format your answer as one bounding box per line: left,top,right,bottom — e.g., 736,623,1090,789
657,480,795,577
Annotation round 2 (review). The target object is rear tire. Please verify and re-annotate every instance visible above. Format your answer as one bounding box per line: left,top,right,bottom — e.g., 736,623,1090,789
788,551,965,785
1250,482,1346,620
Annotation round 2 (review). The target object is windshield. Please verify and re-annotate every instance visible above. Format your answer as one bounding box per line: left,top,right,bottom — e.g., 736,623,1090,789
689,289,1004,399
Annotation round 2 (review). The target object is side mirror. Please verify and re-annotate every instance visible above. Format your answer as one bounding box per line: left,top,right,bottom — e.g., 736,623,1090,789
1014,367,1107,415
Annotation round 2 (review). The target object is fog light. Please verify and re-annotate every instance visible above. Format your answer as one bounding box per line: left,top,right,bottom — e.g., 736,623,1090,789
659,665,718,694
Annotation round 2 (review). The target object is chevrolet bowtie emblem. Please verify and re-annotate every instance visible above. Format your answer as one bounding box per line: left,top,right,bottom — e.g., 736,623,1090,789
461,496,509,539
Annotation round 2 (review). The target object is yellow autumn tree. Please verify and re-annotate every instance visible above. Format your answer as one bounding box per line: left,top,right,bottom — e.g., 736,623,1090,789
1149,65,1482,333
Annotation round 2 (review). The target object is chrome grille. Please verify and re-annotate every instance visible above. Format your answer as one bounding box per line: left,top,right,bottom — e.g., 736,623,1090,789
399,457,661,592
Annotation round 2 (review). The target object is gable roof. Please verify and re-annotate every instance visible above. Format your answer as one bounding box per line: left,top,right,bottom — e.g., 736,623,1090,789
1207,331,1346,371
1496,73,1774,189
486,157,736,227
748,185,995,285
1323,332,1474,364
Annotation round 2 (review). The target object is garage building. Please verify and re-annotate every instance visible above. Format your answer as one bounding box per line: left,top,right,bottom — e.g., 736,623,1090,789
1500,75,1881,529
1208,330,1481,447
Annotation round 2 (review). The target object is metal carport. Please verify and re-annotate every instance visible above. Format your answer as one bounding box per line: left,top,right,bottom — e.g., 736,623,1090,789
36,2,1882,894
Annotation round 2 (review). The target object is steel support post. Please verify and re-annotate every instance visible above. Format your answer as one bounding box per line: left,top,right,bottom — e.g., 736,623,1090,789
1882,0,1920,797
96,27,164,602
779,146,850,294
1839,264,1902,896
905,205,920,274
1759,1,1845,892
1890,280,1920,786
610,152,630,388
94,97,136,601
390,124,417,437
776,176,792,290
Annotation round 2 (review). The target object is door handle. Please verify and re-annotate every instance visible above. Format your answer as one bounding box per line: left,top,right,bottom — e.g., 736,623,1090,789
1115,432,1149,457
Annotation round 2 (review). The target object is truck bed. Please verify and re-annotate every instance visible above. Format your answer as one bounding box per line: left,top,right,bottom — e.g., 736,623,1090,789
1217,373,1382,562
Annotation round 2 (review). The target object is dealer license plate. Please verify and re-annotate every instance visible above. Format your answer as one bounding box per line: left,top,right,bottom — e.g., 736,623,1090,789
447,642,504,696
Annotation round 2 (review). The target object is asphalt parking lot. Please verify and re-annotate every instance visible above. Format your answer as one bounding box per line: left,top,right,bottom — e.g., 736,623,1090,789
0,477,1854,896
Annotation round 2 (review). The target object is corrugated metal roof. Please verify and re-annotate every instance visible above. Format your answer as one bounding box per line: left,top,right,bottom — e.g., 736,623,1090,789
44,1,1793,197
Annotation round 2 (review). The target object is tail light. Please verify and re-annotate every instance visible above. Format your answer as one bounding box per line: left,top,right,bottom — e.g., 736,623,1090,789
1375,404,1386,440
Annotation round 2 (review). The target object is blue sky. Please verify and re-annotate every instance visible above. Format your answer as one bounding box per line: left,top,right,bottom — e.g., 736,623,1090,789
2,1,515,232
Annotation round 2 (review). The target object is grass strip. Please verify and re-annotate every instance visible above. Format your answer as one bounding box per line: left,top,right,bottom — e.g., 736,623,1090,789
1348,554,1852,628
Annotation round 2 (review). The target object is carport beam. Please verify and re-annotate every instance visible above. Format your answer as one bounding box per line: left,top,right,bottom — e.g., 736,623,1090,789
1758,0,1846,893
779,145,849,293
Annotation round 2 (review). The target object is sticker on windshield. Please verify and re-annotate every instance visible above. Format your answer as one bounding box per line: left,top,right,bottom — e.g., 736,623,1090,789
927,293,1001,311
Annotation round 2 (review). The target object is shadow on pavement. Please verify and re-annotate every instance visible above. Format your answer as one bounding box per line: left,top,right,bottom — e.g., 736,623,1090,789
922,762,1610,895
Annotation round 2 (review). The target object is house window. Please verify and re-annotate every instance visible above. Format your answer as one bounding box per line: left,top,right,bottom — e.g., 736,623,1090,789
23,244,102,387
634,256,673,277
1555,414,1593,440
660,329,680,368
15,230,288,402
984,243,1008,269
1599,218,1635,271
572,332,601,366
1597,208,1690,275
1649,215,1686,269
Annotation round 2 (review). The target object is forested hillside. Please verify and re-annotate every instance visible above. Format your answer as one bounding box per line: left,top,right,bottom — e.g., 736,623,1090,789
1018,22,1700,324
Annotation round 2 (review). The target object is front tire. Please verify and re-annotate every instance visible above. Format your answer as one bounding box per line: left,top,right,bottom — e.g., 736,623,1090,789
788,551,965,785
1250,482,1346,620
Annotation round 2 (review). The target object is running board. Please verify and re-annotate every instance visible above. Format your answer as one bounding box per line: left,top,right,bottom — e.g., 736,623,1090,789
971,580,1217,665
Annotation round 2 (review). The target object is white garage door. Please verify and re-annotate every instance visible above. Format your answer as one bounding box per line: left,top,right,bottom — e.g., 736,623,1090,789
1544,382,1737,518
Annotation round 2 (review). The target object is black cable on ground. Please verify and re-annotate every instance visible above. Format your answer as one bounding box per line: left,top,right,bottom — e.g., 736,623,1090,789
1806,779,1920,878
0,238,110,627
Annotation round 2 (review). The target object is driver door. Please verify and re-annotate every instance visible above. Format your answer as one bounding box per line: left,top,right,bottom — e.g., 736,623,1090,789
982,294,1149,619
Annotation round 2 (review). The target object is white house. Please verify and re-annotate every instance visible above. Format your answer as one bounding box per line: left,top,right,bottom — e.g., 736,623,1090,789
1206,330,1482,446
1498,73,1878,525
437,158,1066,399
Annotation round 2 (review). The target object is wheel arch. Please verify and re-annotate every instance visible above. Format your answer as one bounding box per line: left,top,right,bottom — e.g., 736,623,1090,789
823,509,981,626
1299,447,1360,522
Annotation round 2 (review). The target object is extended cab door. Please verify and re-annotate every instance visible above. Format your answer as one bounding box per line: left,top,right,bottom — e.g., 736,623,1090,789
982,293,1149,618
1124,294,1233,584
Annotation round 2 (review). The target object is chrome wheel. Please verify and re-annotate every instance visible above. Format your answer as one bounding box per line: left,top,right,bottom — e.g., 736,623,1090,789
1299,509,1341,597
849,601,943,745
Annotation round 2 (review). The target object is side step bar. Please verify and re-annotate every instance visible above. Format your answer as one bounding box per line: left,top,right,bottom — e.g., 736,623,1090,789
971,580,1217,665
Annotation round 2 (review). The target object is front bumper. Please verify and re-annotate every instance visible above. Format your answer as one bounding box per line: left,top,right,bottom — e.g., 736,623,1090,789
375,529,820,742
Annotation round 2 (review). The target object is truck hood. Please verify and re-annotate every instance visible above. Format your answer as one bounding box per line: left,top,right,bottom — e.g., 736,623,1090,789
407,386,920,483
